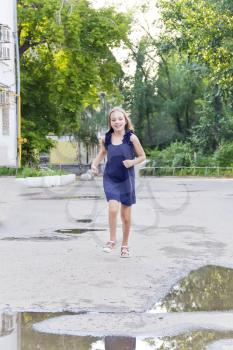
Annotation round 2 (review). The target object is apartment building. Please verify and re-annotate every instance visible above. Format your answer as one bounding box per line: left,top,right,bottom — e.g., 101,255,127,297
0,0,18,167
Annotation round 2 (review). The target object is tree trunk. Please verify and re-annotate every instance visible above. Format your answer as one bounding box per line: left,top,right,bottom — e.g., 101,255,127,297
213,85,222,150
185,103,190,134
77,139,82,164
146,110,152,144
175,113,183,134
86,144,89,164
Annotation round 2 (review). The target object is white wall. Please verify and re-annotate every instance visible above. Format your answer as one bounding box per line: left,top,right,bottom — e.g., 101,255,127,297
0,0,17,167
0,312,19,350
0,329,19,350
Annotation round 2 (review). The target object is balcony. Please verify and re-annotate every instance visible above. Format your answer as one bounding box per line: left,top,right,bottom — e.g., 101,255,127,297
0,24,10,43
0,44,10,60
0,90,10,105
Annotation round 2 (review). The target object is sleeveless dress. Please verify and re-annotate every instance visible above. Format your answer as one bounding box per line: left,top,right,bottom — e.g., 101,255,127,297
103,128,136,206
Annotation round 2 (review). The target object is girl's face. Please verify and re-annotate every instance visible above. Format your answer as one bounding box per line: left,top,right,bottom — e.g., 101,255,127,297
109,111,127,132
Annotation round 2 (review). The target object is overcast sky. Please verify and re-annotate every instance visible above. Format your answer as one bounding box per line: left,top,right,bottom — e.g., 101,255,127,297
90,0,160,38
90,0,161,76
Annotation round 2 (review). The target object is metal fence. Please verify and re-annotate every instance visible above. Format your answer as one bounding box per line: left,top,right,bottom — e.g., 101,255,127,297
139,166,233,177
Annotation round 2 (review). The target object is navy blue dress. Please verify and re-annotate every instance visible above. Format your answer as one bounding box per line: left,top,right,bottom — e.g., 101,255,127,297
103,128,136,206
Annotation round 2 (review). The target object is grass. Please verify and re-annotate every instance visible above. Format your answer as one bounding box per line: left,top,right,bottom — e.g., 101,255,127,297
0,166,68,178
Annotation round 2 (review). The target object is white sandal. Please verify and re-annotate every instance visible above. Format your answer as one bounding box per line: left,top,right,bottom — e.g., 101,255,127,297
103,240,116,253
121,246,131,258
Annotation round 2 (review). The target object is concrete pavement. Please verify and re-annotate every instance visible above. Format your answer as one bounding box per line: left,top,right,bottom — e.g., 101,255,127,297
0,175,233,338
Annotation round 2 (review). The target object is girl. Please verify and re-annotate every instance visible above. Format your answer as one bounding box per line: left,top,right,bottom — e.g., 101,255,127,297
91,107,146,258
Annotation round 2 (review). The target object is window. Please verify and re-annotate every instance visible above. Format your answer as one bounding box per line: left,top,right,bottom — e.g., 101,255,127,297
0,91,10,105
2,107,10,136
0,25,11,60
0,44,10,60
0,25,10,43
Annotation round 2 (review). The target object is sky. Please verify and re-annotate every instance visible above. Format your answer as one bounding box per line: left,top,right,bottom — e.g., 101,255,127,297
90,0,161,41
90,0,161,76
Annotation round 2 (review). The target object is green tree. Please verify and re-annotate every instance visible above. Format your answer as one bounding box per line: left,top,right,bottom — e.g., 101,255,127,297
158,0,233,94
158,0,233,151
125,42,203,148
18,0,131,164
124,38,158,147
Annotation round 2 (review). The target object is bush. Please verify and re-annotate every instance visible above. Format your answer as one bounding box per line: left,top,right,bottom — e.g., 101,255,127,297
213,142,233,167
0,167,17,176
145,140,233,173
0,166,68,178
16,166,68,178
193,152,217,167
147,141,194,167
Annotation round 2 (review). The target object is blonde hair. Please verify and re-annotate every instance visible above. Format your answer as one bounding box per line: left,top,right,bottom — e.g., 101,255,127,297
108,107,134,132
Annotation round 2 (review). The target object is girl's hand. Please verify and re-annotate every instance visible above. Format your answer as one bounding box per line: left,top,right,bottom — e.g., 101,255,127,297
122,159,134,168
91,164,98,175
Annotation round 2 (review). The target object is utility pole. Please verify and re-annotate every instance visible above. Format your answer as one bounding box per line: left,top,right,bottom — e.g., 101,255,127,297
99,91,107,129
13,0,23,168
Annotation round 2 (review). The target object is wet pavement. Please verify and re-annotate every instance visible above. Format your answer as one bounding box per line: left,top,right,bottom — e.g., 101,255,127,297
150,265,233,312
0,175,233,348
55,228,105,235
207,339,233,350
2,310,233,349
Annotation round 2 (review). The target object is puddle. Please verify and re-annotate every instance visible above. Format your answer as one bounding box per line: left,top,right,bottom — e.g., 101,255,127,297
143,331,233,350
1,236,77,241
0,227,106,240
2,311,233,349
30,195,102,200
55,228,105,234
1,227,105,240
150,265,233,312
76,219,93,223
78,195,102,199
20,192,43,197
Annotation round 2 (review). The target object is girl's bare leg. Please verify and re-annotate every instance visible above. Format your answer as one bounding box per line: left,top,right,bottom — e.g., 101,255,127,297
120,204,132,246
108,200,120,242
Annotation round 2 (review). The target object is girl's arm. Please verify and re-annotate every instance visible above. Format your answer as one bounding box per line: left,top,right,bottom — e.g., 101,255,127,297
123,134,146,168
91,137,107,174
